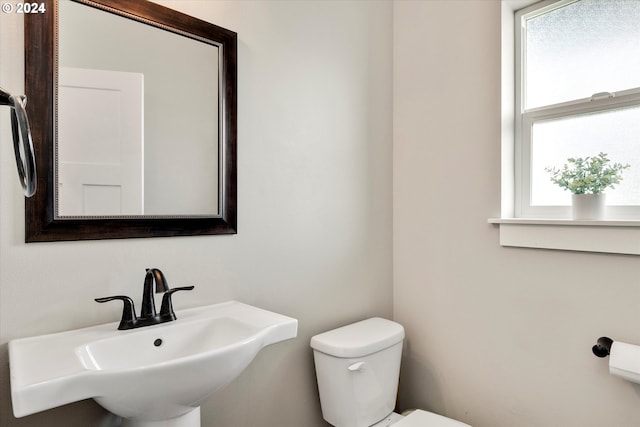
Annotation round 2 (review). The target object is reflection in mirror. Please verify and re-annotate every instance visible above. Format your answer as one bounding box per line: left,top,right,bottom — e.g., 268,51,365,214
58,0,219,216
24,0,237,241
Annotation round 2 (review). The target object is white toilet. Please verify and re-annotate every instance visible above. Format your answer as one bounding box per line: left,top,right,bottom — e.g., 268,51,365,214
310,317,471,427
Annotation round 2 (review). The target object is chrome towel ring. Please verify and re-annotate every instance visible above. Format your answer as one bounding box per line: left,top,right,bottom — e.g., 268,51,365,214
0,86,36,197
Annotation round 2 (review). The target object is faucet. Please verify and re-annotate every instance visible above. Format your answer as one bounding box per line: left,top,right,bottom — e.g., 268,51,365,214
95,268,195,330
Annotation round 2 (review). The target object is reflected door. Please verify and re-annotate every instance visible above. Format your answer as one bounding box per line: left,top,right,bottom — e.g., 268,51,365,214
57,67,144,216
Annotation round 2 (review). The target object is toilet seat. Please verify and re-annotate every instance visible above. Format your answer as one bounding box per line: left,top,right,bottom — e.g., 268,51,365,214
393,410,471,427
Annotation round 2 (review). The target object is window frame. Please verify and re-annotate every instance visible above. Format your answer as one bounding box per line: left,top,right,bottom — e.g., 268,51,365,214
490,0,640,256
514,0,640,220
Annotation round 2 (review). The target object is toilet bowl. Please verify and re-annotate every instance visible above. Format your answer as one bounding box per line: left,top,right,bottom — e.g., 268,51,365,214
375,410,469,427
310,318,471,427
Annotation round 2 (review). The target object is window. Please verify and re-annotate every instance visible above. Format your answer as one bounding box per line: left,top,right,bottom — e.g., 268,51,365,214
515,0,640,219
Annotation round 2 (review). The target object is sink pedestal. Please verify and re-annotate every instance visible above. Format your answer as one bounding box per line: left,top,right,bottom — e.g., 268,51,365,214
122,408,201,427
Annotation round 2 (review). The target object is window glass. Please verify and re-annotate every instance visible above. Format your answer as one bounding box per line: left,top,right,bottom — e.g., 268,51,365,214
530,105,640,206
525,0,640,110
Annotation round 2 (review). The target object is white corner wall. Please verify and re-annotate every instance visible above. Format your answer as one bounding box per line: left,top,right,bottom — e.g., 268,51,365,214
394,2,640,427
0,1,393,426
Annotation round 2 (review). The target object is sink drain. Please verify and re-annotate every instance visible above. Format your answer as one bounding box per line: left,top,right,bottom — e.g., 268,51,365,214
154,338,163,347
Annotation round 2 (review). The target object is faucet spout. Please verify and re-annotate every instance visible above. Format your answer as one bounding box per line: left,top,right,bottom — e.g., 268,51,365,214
141,268,170,319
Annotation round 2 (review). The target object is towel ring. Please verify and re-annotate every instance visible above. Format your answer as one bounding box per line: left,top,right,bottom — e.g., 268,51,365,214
0,87,36,197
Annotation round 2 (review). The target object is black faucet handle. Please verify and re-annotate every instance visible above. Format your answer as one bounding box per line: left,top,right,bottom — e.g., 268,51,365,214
159,286,195,321
95,295,138,330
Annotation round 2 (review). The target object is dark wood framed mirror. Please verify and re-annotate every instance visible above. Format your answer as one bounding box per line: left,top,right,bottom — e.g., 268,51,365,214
25,0,237,242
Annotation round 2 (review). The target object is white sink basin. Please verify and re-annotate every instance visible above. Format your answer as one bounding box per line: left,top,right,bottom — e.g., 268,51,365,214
9,301,298,426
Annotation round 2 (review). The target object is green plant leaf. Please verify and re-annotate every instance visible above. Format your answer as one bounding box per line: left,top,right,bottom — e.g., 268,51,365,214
545,152,630,195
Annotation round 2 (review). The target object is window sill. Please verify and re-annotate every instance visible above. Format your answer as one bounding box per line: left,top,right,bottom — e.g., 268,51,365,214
488,218,640,255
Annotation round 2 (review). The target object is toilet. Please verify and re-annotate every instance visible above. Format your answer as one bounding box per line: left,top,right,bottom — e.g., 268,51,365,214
310,318,471,427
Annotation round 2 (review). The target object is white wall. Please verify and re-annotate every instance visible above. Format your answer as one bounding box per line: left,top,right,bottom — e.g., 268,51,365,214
0,1,393,426
394,2,640,427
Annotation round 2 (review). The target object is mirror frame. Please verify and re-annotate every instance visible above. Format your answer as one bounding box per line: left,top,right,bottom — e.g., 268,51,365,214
24,0,237,242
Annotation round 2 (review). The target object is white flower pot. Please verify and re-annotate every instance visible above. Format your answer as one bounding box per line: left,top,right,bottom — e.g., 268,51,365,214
571,193,606,220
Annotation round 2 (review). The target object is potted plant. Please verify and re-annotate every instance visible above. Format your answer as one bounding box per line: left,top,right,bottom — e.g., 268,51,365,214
545,152,630,220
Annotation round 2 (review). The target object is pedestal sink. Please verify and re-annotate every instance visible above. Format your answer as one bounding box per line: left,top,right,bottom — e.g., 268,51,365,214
9,301,298,427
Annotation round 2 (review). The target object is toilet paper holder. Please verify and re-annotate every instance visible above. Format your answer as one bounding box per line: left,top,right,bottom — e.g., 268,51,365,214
593,336,613,358
592,336,640,385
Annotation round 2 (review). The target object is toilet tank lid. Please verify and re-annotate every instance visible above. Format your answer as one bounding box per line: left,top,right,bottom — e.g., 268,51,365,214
310,317,405,358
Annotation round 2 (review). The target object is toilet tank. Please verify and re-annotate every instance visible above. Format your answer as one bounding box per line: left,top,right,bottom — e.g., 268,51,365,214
310,318,405,427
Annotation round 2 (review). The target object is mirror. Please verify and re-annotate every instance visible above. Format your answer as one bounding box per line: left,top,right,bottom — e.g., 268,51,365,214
58,1,220,216
25,0,237,241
